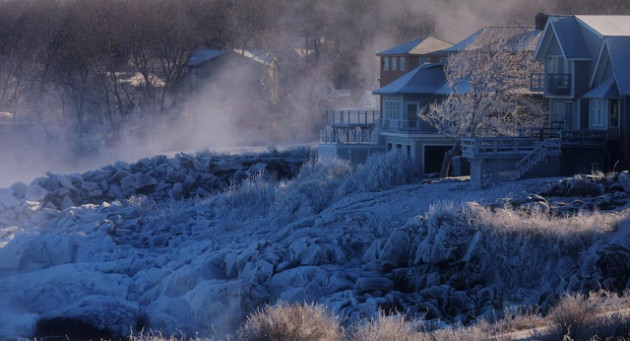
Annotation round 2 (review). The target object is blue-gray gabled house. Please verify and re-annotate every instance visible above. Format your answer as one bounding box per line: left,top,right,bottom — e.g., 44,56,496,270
531,15,630,170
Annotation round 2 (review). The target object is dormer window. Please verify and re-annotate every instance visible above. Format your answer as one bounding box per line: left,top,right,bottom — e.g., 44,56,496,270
383,57,389,71
400,57,405,71
392,57,397,71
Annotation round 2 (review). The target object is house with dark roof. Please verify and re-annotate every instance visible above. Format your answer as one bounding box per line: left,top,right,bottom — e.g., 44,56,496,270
461,14,630,184
320,26,543,176
530,15,630,171
185,48,279,105
374,27,541,176
377,36,452,87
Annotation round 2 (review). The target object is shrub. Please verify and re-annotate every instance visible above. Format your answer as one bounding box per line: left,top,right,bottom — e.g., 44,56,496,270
273,156,351,220
548,293,594,340
546,291,630,340
349,312,417,341
237,302,342,341
336,151,414,196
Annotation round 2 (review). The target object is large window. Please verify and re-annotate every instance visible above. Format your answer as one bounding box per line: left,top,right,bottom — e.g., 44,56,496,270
383,57,389,71
589,99,606,129
400,57,405,71
384,99,401,120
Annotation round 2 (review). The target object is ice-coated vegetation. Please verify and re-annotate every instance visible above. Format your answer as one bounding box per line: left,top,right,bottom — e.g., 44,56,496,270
1,148,630,339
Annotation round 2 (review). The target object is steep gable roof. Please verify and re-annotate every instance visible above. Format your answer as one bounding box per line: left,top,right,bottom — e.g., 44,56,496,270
606,36,630,96
548,16,591,59
377,36,452,56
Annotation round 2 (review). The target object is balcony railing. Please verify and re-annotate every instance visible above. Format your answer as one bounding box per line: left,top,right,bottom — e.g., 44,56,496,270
560,130,606,146
529,73,572,93
548,73,571,93
382,119,420,132
324,109,379,126
462,137,538,158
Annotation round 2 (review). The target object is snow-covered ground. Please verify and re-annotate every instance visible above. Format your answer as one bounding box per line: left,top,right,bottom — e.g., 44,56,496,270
1,149,629,339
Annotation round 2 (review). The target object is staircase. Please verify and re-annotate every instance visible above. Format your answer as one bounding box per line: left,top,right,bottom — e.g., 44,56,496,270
511,138,561,180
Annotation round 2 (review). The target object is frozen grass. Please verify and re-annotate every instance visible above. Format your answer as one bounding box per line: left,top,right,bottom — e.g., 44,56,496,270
237,302,342,341
211,151,414,227
544,291,630,340
418,202,629,298
349,312,417,341
335,150,414,196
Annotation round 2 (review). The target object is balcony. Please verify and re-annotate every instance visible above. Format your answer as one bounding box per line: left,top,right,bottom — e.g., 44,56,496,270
324,109,379,128
547,73,571,93
529,73,572,94
382,119,419,133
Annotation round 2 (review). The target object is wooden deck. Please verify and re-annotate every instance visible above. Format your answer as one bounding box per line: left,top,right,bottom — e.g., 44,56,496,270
462,130,606,159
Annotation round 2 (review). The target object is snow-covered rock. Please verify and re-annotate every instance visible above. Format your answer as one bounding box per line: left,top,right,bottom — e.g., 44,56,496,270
2,148,630,339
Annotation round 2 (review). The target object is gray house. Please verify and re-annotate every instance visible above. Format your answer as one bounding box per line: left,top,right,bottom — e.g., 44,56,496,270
462,14,630,184
531,15,630,171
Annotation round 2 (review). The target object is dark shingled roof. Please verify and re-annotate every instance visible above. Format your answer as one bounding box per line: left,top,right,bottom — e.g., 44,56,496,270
373,64,447,95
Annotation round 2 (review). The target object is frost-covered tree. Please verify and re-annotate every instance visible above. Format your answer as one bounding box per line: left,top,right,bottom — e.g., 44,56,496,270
420,28,545,177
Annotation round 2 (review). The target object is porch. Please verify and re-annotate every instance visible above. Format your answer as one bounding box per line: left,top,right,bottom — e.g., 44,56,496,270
462,129,607,185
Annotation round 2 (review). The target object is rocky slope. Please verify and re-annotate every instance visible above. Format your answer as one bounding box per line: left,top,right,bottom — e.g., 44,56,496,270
1,150,630,339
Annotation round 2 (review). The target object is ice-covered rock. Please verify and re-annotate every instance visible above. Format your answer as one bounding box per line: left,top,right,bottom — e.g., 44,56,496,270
25,183,48,201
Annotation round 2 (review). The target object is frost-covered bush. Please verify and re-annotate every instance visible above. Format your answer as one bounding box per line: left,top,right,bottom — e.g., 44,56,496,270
273,156,351,220
214,174,277,226
414,202,626,299
336,151,414,196
349,312,417,341
237,302,342,341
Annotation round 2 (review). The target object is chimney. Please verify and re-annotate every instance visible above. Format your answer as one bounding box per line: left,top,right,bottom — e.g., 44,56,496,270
535,13,548,30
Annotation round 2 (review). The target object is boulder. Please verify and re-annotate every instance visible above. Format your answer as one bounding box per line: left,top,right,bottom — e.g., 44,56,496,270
618,171,630,193
379,230,410,271
25,183,48,202
354,277,394,293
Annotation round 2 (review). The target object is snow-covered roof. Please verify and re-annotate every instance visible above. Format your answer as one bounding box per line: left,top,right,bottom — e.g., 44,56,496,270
606,36,630,96
377,36,453,56
233,49,275,66
373,64,447,95
434,27,541,54
116,72,165,88
188,49,225,67
577,16,630,37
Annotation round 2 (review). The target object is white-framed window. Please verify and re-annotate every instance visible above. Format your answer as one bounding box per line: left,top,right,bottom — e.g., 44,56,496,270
392,56,397,71
589,99,606,129
383,57,389,71
384,98,401,120
400,57,405,71
419,56,430,64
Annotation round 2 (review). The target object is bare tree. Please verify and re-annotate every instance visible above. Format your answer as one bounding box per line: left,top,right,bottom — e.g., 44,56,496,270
420,30,545,177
